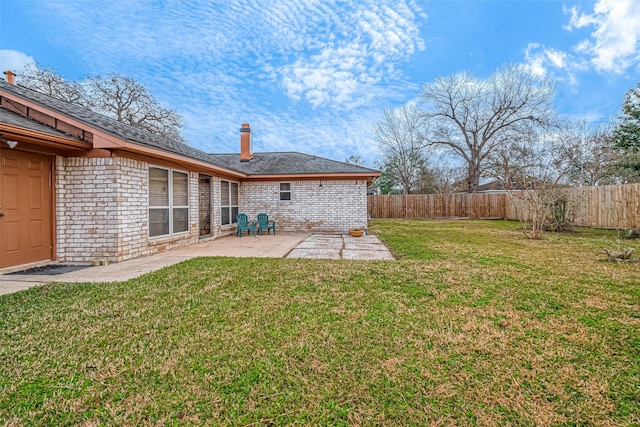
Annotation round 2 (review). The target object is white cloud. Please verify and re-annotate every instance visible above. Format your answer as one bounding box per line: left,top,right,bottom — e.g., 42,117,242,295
276,1,425,108
523,0,640,87
30,0,425,108
523,43,550,78
564,0,640,73
0,50,36,74
14,0,425,163
523,43,579,85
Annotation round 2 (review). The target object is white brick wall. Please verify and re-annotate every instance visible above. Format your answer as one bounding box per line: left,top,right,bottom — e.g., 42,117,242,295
115,158,147,260
240,179,368,232
56,157,120,262
56,157,204,263
55,158,368,262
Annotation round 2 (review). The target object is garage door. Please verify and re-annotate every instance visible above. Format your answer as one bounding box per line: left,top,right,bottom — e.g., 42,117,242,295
0,150,53,268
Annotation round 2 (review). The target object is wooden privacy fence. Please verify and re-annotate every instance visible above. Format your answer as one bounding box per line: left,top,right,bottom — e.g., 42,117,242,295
367,193,506,220
368,183,640,229
504,183,640,229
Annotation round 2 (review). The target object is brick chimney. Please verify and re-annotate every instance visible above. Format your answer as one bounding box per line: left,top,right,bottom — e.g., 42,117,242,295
3,70,16,85
240,123,253,162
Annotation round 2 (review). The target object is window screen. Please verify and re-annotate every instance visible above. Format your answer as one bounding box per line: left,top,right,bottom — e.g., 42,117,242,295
220,180,239,225
149,167,189,237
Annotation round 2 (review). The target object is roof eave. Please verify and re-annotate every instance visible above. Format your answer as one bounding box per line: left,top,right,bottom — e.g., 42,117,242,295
244,172,381,185
0,122,90,151
245,172,380,178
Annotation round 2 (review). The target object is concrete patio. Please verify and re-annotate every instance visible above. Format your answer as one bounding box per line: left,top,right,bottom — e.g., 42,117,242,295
286,234,395,260
0,232,395,295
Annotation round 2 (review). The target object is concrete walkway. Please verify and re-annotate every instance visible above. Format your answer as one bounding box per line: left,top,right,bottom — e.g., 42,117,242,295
0,232,394,296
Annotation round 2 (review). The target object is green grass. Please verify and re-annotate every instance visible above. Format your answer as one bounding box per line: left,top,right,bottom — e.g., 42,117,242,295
1,220,639,425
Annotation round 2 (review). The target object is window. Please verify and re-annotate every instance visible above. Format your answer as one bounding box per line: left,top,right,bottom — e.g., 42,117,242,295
149,167,189,238
220,180,239,225
279,182,291,201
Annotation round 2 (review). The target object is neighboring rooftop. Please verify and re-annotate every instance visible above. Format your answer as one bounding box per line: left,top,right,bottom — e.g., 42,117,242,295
208,152,380,176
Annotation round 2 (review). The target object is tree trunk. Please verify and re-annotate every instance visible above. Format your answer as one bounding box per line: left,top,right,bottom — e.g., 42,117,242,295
467,159,481,193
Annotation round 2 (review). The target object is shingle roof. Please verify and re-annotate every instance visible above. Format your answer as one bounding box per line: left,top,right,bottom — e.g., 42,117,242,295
0,107,82,141
0,80,228,166
0,80,380,177
208,152,380,175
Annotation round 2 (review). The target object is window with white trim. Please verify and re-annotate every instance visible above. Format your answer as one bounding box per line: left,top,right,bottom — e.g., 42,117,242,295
220,180,239,225
279,182,291,201
149,167,189,238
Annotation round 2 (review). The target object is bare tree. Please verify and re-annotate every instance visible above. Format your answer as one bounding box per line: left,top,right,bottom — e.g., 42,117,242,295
345,155,367,166
18,64,89,106
429,159,466,194
420,64,557,192
17,67,185,143
373,104,428,194
484,123,544,189
495,131,584,238
558,121,620,186
84,74,185,143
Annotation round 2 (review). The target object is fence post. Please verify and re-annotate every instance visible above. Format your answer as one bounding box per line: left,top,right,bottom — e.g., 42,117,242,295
404,193,407,219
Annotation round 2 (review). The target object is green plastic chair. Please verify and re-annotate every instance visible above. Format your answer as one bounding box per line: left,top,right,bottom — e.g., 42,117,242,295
236,213,256,237
256,213,276,235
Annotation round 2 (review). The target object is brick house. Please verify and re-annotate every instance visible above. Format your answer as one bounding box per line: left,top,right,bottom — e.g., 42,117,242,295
0,74,379,269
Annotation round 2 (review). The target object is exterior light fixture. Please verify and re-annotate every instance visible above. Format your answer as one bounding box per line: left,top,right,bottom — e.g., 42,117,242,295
0,137,18,149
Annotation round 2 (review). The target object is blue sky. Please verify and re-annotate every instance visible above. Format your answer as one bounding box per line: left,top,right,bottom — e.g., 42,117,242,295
1,0,639,165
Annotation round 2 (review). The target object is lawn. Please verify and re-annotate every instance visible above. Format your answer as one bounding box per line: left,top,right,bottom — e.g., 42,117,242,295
1,220,638,426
